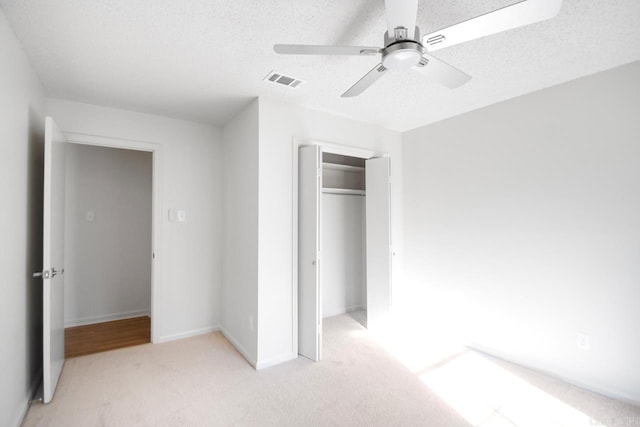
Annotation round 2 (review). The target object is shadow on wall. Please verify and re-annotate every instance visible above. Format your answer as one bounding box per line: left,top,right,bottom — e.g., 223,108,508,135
25,107,44,396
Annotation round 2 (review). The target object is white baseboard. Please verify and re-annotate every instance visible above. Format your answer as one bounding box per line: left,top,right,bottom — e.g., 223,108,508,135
220,327,257,368
468,343,640,407
64,310,150,328
256,352,297,370
322,305,363,319
155,325,221,344
323,305,364,319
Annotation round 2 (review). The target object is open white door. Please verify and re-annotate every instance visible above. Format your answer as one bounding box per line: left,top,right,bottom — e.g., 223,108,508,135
298,145,322,361
40,117,66,403
365,157,392,330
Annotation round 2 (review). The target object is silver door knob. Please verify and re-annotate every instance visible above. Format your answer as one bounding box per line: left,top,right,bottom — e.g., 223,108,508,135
33,270,51,279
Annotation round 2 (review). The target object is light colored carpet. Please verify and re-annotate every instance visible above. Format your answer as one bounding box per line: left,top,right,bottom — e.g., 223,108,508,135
23,313,640,427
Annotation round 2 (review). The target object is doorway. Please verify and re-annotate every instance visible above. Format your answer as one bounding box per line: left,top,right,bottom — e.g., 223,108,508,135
63,144,153,357
40,119,162,403
321,152,367,327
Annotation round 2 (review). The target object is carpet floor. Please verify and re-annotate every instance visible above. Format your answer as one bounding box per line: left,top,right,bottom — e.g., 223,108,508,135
23,313,640,427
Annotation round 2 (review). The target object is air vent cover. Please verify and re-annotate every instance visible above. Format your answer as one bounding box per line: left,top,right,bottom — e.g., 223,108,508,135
264,71,305,89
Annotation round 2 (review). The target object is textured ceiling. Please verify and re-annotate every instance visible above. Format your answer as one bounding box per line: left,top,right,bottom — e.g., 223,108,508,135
1,0,639,131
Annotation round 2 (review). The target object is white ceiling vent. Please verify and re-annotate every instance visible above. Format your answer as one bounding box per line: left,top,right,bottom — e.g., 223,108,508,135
264,71,304,89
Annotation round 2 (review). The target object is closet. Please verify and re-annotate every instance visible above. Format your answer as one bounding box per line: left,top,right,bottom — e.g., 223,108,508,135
298,144,392,361
321,153,366,321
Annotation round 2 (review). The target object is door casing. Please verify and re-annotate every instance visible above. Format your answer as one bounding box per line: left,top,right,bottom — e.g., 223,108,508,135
63,132,162,343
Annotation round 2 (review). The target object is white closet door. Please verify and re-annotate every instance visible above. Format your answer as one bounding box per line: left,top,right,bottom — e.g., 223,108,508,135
298,145,322,361
365,157,392,330
42,117,67,403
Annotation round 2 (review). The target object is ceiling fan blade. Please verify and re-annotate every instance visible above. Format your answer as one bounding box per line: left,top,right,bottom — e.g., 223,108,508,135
341,64,388,98
415,54,472,89
274,44,380,56
423,0,562,51
384,0,419,36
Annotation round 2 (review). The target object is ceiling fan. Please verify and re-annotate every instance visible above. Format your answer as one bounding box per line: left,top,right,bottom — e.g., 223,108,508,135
274,0,562,97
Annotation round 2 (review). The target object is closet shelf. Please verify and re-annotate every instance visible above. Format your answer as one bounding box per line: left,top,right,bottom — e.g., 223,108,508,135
322,188,366,196
322,162,365,172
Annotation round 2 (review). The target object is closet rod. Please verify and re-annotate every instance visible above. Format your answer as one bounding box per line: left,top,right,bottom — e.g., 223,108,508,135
322,188,365,196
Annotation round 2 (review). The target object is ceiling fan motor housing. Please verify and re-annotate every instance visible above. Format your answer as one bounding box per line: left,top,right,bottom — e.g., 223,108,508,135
382,26,423,71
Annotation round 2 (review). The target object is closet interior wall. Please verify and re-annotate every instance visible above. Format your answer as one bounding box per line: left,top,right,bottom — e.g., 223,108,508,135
321,152,367,318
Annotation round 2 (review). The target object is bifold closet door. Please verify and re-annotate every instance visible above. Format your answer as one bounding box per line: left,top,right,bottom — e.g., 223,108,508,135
365,157,392,329
298,145,322,361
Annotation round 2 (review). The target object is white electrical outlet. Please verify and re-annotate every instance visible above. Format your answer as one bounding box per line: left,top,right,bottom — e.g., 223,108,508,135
577,333,590,351
85,210,95,222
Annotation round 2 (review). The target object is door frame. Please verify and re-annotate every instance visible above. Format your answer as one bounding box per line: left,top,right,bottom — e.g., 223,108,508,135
63,132,162,343
291,137,388,356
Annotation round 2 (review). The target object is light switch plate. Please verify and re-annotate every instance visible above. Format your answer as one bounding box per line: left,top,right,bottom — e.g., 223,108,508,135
86,210,95,222
177,209,186,223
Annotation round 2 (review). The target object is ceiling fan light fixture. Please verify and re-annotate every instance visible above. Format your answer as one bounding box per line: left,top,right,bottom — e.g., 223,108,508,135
382,49,421,70
381,42,422,70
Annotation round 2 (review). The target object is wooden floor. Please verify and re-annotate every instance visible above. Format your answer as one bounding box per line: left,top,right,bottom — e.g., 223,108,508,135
65,316,151,358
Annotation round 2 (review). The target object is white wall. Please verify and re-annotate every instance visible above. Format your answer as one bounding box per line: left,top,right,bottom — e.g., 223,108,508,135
221,99,259,365
0,10,47,427
403,62,640,403
322,194,366,318
64,144,152,326
256,98,403,368
47,99,223,342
